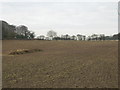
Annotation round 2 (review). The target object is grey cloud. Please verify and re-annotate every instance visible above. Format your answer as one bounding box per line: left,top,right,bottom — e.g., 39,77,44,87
1,2,118,36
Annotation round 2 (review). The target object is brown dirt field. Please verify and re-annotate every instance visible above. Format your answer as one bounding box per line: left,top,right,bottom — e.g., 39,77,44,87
2,40,118,88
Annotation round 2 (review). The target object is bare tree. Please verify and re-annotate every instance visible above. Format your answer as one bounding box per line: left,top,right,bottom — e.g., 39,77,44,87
47,30,57,39
16,25,35,39
29,31,35,39
91,34,98,40
39,35,45,40
83,35,86,41
16,25,28,36
65,34,70,40
71,35,76,40
61,35,66,40
99,34,105,40
87,36,91,41
77,34,82,40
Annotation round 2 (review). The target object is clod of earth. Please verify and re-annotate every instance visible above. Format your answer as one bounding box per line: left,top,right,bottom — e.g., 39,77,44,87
9,49,42,55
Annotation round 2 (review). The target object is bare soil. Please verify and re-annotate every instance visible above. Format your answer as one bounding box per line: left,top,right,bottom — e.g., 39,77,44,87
2,40,118,88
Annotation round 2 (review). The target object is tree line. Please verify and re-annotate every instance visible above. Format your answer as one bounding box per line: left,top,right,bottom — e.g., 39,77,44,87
1,20,35,39
1,20,120,40
37,30,120,41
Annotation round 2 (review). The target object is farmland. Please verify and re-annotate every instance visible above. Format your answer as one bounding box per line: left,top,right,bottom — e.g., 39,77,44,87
2,40,118,88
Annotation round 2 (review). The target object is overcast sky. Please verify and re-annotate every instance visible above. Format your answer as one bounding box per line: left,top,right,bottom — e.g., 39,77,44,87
1,1,118,36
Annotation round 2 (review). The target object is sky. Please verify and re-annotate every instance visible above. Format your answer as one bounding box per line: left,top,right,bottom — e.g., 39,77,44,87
0,0,118,36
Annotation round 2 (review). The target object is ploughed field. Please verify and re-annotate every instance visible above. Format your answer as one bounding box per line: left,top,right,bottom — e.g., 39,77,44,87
2,40,118,88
